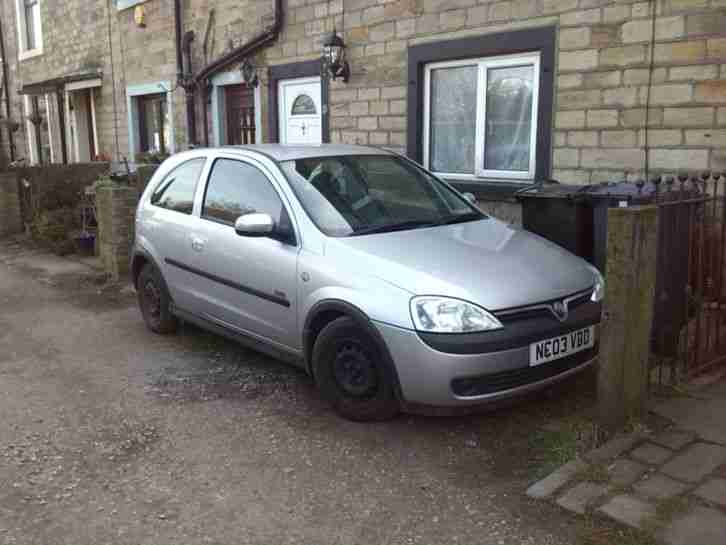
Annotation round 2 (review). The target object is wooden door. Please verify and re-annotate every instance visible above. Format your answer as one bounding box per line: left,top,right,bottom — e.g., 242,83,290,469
224,85,255,145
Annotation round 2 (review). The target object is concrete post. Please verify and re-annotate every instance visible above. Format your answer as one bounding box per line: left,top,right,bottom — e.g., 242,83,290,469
0,172,22,236
598,205,659,431
96,185,138,281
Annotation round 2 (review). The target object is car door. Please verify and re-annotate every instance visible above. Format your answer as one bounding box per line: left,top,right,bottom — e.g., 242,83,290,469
188,156,300,351
145,156,207,312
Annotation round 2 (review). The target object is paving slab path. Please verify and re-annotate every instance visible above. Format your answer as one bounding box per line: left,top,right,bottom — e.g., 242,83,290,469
527,378,726,545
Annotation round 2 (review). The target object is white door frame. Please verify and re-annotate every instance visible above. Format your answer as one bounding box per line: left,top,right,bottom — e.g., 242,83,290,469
64,79,101,162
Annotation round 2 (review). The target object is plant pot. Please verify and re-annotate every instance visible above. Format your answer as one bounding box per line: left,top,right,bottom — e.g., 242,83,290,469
75,234,96,256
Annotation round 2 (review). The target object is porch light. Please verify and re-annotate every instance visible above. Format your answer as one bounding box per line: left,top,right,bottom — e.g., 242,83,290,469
323,29,350,83
134,5,147,28
240,59,259,88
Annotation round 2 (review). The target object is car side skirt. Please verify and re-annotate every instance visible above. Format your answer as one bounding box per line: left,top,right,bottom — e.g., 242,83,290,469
171,305,306,370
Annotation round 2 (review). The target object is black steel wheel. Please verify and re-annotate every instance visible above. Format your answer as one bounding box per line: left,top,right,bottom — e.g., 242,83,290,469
137,263,177,334
312,316,399,421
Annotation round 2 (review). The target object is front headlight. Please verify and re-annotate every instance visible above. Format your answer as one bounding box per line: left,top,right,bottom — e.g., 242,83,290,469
410,296,503,333
589,265,605,302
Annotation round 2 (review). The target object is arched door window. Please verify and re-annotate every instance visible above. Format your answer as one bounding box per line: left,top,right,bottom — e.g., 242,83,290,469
291,94,316,116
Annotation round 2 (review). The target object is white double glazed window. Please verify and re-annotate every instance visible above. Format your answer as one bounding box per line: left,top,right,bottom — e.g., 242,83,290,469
423,52,540,181
16,0,43,59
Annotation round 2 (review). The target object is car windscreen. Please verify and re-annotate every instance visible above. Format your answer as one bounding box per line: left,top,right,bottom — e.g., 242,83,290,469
279,155,484,237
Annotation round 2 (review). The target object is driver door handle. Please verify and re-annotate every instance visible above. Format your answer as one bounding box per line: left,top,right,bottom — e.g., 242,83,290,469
190,235,206,252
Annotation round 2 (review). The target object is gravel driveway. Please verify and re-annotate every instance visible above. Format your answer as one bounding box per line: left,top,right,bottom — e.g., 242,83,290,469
0,241,596,544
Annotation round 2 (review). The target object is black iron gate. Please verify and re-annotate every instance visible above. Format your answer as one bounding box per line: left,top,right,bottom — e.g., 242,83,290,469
652,171,726,386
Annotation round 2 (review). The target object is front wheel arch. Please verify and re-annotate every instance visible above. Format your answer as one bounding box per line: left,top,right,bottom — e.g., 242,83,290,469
303,300,404,402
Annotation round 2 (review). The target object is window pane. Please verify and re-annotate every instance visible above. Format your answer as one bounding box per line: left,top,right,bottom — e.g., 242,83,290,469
24,3,37,50
291,94,316,116
203,159,283,225
150,158,205,214
429,65,477,174
484,65,534,172
281,155,478,237
139,94,168,154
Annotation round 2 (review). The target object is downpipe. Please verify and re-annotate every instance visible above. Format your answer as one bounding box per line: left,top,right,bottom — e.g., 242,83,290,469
0,17,15,161
174,0,197,147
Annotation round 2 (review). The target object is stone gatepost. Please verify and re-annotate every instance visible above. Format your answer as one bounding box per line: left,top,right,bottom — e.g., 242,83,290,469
598,205,659,431
96,185,138,281
0,172,22,237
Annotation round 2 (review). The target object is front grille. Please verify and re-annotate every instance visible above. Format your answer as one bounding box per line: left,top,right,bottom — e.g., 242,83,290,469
451,347,597,397
496,289,593,323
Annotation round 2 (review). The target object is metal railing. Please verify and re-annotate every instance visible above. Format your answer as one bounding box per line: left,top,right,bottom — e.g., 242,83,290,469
651,171,726,387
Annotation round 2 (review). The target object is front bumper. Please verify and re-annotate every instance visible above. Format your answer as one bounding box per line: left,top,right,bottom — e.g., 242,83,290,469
374,321,599,407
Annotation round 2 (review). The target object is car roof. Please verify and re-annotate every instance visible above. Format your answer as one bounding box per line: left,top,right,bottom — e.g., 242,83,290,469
201,144,394,162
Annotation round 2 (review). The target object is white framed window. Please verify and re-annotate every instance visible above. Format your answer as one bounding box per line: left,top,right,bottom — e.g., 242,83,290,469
115,0,146,11
15,0,43,60
126,82,175,162
423,52,540,182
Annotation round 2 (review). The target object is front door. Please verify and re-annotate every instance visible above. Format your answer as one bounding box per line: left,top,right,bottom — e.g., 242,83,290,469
68,89,96,162
189,156,300,351
278,77,322,145
224,84,256,145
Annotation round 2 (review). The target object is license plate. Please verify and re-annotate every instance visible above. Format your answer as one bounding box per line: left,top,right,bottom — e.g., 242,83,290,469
529,326,595,367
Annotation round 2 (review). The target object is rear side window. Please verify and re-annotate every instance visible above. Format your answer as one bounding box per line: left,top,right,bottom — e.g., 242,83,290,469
202,159,285,225
150,158,206,214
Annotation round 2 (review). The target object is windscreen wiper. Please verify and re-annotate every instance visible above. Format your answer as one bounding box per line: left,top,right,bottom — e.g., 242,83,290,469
436,212,484,226
349,220,437,236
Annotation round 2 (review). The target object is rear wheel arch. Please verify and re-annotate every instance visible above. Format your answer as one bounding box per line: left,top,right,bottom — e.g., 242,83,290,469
303,300,403,400
131,250,163,290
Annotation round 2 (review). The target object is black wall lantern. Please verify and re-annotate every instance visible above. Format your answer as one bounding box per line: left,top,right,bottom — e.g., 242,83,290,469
240,59,259,87
323,30,350,83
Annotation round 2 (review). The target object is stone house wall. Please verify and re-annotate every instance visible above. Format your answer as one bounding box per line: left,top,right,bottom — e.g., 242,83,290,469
253,0,725,184
2,0,725,192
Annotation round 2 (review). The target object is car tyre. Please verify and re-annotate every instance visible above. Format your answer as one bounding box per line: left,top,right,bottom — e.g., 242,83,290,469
137,263,177,334
312,316,400,422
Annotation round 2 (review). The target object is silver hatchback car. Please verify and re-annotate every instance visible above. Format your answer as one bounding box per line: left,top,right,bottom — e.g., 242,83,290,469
132,144,603,421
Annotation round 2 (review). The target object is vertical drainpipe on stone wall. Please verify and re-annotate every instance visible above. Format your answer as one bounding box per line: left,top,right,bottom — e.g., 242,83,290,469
55,87,68,164
183,31,197,147
192,0,283,147
174,0,197,147
202,82,209,147
0,17,15,161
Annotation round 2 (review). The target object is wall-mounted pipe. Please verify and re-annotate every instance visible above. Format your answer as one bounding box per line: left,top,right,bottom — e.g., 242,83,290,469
194,0,282,84
182,30,197,146
174,0,184,85
174,0,197,146
195,0,283,147
0,17,16,161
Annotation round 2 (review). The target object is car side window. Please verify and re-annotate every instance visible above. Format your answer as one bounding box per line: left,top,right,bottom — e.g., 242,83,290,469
150,158,206,214
202,159,286,226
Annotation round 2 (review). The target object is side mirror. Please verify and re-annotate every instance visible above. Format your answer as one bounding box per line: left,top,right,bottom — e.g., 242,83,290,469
234,213,275,237
462,192,476,204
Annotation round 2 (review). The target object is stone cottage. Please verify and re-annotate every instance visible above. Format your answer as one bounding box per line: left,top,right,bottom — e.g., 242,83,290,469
0,0,724,218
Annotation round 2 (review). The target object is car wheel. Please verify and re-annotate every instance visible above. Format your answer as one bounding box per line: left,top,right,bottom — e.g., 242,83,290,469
312,316,400,422
137,263,177,334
